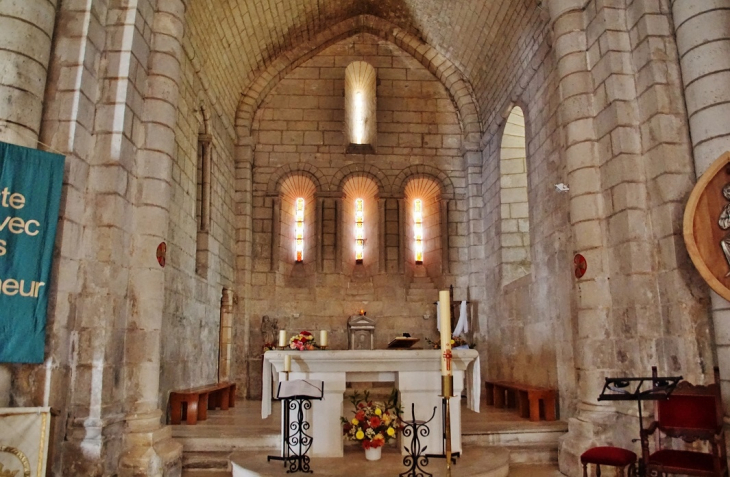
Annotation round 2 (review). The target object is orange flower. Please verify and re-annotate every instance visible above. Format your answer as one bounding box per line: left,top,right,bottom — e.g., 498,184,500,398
369,416,381,428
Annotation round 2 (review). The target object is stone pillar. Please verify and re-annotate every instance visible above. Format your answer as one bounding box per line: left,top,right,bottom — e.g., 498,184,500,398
118,0,186,475
270,196,281,272
378,198,386,273
219,288,234,382
0,0,58,409
547,1,614,474
315,196,323,272
440,199,450,274
335,197,343,273
398,198,405,273
0,0,57,147
673,0,730,422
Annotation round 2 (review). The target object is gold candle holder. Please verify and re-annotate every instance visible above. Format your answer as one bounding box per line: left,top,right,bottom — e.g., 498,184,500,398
441,375,454,477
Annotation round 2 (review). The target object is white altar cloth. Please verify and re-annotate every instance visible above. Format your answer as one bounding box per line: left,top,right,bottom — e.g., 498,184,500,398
262,349,480,457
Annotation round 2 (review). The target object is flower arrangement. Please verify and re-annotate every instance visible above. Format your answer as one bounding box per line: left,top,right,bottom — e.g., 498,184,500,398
289,330,318,350
425,335,472,349
341,389,402,449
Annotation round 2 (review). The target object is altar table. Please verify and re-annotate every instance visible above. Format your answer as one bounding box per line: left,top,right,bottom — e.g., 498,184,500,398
262,349,480,457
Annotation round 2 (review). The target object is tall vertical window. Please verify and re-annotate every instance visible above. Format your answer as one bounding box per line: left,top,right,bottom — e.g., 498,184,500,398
345,61,376,153
355,198,364,263
295,198,305,262
414,199,423,264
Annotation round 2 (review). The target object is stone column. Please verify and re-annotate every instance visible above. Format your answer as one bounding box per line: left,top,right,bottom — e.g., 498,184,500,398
378,197,386,273
219,288,234,382
270,196,281,272
316,196,324,272
0,0,57,147
335,197,343,273
673,0,730,420
440,199,450,274
0,0,58,411
118,0,186,475
398,198,405,273
547,1,614,473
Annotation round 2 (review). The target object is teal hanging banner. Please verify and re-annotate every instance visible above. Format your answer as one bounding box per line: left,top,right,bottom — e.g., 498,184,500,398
0,141,65,363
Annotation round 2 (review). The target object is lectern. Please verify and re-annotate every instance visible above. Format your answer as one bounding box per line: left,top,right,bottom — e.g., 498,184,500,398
268,379,324,473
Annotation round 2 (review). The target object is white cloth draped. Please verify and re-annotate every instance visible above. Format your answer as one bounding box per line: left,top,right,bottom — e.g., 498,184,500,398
262,357,273,418
453,300,469,336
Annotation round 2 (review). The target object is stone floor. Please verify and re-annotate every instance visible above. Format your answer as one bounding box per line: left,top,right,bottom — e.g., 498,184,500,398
178,399,567,476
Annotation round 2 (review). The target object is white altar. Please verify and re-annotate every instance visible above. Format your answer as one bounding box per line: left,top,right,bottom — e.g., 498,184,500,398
262,349,480,457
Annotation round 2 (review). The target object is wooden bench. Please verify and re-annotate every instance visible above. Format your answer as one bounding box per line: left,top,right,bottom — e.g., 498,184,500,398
169,381,236,425
485,380,556,422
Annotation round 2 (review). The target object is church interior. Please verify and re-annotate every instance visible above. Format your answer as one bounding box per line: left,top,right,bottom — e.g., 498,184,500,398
1,0,730,475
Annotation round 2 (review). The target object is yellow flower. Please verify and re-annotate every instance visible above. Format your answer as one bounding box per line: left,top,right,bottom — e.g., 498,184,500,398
375,408,382,416
351,418,359,426
356,430,364,440
450,339,455,345
387,427,395,437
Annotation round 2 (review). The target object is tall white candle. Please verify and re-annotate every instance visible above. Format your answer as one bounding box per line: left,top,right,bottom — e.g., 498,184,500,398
439,290,452,376
278,330,287,347
320,330,328,347
284,355,291,372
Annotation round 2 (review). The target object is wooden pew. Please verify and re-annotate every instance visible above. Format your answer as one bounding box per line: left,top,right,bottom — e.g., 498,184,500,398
169,381,237,425
485,380,556,422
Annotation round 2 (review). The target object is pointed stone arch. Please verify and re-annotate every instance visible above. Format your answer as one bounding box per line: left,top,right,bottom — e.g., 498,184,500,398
331,163,388,196
266,164,326,196
392,165,455,200
235,15,482,151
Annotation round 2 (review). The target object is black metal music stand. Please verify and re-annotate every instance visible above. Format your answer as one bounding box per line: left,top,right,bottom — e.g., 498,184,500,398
597,369,682,476
267,379,324,473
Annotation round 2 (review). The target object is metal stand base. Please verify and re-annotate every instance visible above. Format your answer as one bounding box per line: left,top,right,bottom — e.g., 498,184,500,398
267,396,314,473
400,403,437,477
424,397,460,463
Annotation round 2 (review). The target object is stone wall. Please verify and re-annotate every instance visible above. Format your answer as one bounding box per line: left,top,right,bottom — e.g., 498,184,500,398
159,46,237,411
478,5,571,408
242,32,470,398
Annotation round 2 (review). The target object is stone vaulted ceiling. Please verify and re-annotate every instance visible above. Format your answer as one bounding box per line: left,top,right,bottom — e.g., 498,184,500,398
186,0,547,132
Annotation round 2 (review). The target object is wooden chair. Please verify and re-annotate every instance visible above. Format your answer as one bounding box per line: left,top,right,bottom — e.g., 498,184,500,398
640,367,728,477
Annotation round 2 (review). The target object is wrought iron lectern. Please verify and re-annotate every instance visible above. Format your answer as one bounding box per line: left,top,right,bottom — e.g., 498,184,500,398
267,379,324,473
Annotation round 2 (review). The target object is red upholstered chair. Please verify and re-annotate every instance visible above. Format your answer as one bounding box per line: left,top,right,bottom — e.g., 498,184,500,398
640,367,728,477
581,446,637,477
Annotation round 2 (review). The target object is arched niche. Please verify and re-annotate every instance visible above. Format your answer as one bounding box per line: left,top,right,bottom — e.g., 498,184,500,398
500,106,531,285
345,61,377,153
342,175,379,276
404,176,443,279
279,174,318,280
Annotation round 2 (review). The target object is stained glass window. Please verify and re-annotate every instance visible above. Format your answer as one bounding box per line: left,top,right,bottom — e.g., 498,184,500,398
295,198,304,262
414,199,423,264
355,198,364,263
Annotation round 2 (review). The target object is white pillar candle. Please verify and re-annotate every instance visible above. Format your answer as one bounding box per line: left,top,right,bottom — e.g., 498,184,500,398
278,330,287,347
320,330,328,347
439,290,452,376
284,355,291,372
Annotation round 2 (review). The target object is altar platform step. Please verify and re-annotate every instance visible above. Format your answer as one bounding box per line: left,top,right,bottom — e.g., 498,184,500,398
175,399,567,474
462,405,566,465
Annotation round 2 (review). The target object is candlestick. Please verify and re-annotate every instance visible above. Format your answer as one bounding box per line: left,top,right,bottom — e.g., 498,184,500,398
278,330,287,347
320,330,328,347
439,290,452,376
284,354,291,372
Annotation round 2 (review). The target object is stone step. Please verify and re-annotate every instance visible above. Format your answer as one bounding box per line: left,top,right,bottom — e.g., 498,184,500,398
462,422,565,465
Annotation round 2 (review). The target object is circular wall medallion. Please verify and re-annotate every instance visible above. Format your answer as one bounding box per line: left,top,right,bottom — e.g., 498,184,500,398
156,242,167,268
574,254,587,279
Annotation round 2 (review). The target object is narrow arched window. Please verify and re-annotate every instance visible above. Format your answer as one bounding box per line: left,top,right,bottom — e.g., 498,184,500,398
414,199,424,264
345,61,376,153
355,198,365,263
500,106,531,285
294,198,305,262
